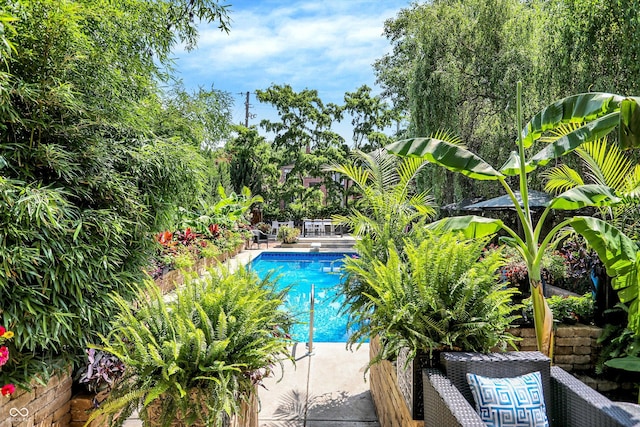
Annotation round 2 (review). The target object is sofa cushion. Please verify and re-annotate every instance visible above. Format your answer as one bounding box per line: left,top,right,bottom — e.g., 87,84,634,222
466,371,549,427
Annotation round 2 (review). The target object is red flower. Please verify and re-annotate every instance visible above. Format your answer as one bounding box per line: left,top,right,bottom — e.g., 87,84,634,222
0,326,5,336
0,346,8,366
1,384,15,396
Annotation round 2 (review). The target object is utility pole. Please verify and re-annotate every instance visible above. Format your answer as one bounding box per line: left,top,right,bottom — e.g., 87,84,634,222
240,91,256,127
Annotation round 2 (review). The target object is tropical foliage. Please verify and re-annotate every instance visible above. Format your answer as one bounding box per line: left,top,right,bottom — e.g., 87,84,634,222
91,268,294,427
345,231,519,364
387,83,640,356
276,225,300,244
328,148,436,263
543,134,640,237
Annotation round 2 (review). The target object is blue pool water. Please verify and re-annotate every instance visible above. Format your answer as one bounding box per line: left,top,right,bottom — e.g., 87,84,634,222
250,252,357,343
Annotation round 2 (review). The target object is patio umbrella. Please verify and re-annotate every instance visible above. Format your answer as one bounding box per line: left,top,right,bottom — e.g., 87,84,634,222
463,190,551,211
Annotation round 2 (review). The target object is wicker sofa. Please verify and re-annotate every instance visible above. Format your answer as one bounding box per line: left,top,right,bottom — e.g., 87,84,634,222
422,351,640,427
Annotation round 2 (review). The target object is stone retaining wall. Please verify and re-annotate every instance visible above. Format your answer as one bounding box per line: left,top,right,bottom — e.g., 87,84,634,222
0,369,72,427
507,324,602,371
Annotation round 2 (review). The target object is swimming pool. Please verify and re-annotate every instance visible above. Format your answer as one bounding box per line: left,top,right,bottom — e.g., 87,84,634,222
250,252,357,343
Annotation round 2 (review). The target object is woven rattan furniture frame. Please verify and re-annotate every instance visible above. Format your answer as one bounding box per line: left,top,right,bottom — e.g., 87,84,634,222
422,351,640,427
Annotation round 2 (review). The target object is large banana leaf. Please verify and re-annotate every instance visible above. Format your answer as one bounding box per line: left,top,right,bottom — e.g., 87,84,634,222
569,216,640,332
528,113,619,169
620,97,640,150
548,185,621,210
499,151,535,176
520,93,624,148
386,138,504,181
426,215,504,239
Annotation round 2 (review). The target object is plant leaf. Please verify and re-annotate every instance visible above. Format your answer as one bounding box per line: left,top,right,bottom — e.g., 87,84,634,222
426,215,504,239
548,185,621,210
568,216,637,278
528,112,619,169
499,151,535,176
521,92,624,148
620,97,640,150
604,356,640,372
386,137,503,181
542,164,585,194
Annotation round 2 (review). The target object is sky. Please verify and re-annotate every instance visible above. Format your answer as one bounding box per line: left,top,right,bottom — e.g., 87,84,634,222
172,0,412,142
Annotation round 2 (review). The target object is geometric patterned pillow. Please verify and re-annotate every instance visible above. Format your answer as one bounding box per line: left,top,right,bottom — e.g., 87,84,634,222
466,371,549,427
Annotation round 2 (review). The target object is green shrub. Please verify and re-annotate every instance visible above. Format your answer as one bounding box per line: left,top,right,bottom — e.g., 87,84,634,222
93,267,294,427
523,293,594,325
277,225,300,243
345,231,520,364
0,0,231,387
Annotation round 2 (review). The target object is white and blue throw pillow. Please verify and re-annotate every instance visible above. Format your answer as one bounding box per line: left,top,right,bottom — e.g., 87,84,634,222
466,371,549,427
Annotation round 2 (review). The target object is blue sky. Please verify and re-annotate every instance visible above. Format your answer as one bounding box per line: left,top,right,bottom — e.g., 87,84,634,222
172,0,411,142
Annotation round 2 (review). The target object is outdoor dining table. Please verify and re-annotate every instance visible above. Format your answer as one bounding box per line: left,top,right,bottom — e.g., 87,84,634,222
303,219,334,236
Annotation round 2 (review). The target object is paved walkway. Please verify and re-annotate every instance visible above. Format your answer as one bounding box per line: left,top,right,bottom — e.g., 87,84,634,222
258,342,379,427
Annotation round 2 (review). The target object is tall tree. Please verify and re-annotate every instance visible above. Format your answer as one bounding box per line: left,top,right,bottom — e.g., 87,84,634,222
226,125,279,197
542,0,640,98
343,85,401,151
376,0,549,204
149,83,234,149
256,84,344,155
256,84,347,215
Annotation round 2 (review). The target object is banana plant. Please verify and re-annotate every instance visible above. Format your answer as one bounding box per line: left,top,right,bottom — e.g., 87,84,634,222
386,82,640,356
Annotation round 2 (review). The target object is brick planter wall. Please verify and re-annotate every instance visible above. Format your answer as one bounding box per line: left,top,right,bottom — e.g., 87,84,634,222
0,369,72,427
154,243,245,294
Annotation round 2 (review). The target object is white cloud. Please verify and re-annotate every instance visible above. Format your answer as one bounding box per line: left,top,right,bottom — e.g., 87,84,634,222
174,0,410,139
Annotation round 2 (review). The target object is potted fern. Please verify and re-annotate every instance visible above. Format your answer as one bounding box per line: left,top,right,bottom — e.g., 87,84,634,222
89,267,294,427
344,230,520,419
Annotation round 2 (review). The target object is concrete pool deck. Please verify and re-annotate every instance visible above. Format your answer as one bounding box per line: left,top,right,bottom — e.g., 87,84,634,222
258,342,379,427
234,244,380,426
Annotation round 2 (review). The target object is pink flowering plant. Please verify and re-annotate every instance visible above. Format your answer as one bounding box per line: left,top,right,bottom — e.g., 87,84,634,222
0,325,15,397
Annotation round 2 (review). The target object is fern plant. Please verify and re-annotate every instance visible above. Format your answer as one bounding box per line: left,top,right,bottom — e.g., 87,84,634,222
345,231,520,365
90,267,294,427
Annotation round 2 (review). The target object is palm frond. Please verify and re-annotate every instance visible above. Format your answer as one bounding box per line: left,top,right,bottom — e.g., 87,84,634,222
577,140,632,190
542,164,584,194
431,129,465,148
